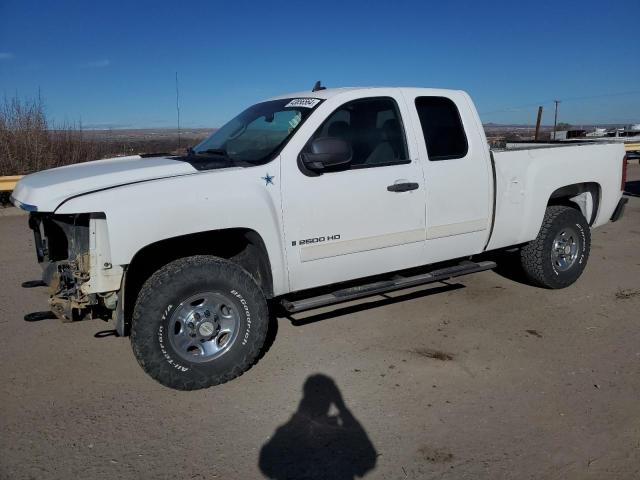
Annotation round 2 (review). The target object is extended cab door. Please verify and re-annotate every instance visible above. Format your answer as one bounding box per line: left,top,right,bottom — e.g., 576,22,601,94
280,91,426,292
401,90,492,263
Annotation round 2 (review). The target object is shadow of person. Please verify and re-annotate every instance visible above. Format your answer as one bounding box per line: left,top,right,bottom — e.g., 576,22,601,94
259,374,377,480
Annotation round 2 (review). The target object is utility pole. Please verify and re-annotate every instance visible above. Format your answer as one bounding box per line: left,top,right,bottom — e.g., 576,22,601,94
175,72,181,150
552,100,561,141
534,106,543,141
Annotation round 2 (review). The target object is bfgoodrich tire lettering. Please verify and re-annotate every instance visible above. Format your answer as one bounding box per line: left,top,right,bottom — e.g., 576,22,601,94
520,205,591,289
131,255,268,390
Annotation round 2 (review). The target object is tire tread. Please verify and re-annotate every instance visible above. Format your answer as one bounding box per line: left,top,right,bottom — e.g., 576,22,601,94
520,205,590,289
130,255,268,390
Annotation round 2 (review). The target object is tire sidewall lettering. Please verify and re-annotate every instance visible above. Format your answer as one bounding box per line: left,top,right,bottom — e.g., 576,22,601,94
157,304,190,372
575,222,586,265
230,289,252,346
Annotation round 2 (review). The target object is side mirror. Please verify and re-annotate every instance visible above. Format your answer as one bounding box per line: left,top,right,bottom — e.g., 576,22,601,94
300,137,352,172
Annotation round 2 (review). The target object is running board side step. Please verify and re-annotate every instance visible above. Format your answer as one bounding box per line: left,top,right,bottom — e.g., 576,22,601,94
280,260,496,314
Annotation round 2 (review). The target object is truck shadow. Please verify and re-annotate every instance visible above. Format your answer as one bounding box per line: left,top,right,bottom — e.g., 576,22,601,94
94,329,118,338
259,373,377,480
479,250,532,286
21,280,47,288
23,311,57,322
624,180,640,197
281,282,464,326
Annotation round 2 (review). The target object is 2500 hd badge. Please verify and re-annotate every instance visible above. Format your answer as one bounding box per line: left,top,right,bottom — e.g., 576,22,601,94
292,234,341,246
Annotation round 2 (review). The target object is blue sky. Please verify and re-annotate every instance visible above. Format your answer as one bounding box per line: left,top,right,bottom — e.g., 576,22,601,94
1,0,639,128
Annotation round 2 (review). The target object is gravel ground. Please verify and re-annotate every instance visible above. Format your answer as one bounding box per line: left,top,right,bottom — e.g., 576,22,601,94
1,164,639,480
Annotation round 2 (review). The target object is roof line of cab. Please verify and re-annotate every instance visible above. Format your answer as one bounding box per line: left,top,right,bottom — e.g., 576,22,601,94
267,86,465,102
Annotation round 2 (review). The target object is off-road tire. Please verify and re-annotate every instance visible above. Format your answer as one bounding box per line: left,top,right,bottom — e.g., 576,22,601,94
520,205,591,289
131,255,269,390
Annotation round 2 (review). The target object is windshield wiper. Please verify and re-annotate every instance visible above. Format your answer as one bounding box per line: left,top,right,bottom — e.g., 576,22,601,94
188,148,252,169
198,148,230,158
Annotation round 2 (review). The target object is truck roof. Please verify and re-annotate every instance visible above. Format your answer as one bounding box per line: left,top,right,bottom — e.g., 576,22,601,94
268,86,465,101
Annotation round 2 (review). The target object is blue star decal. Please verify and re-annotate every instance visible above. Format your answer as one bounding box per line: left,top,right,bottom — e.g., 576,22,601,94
262,173,275,186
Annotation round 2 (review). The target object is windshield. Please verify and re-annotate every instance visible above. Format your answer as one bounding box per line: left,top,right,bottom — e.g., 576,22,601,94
193,98,322,164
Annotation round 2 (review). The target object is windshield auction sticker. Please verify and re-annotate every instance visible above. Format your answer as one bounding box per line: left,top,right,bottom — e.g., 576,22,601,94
285,98,321,108
288,112,302,132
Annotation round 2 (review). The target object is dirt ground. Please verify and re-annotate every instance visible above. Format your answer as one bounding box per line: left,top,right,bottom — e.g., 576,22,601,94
1,164,639,480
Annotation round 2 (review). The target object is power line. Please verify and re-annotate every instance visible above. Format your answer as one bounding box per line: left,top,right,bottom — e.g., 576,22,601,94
561,89,640,103
480,89,640,116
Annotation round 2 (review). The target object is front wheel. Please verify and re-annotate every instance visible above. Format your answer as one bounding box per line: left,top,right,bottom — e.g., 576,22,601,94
520,205,591,289
131,255,269,390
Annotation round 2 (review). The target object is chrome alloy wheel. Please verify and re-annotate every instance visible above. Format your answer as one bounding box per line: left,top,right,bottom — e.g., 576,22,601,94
551,226,580,272
168,292,240,363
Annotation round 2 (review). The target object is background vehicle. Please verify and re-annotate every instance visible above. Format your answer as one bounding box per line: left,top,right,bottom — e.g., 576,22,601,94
11,86,628,390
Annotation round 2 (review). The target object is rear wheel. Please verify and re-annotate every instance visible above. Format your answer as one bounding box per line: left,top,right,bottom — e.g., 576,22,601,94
131,255,269,390
520,205,591,289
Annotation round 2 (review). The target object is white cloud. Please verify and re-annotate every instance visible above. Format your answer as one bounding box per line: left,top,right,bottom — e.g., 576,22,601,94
84,59,110,68
0,52,14,60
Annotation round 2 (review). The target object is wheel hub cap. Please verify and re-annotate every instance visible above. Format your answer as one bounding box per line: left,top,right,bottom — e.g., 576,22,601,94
167,292,240,363
198,321,215,337
551,227,580,272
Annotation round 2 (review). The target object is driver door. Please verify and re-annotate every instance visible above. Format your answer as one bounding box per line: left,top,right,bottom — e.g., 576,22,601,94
280,92,426,292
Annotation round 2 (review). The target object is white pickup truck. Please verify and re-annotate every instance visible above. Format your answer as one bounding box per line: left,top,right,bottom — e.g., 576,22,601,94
11,85,629,390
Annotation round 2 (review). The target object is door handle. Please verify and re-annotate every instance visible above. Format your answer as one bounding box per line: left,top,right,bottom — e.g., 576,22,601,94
387,182,419,192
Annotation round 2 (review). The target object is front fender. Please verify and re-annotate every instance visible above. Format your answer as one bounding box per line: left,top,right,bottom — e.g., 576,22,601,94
55,159,289,295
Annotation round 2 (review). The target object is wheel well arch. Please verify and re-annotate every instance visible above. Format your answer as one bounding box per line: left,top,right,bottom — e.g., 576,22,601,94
121,228,273,334
547,182,601,226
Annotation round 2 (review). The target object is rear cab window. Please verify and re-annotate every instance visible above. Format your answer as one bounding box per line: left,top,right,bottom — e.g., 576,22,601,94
414,96,468,161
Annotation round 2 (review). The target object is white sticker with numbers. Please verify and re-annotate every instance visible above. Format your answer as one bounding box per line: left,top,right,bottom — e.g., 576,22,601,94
284,98,321,109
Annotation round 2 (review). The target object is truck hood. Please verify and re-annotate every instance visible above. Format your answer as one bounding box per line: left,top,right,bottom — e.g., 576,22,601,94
11,155,196,212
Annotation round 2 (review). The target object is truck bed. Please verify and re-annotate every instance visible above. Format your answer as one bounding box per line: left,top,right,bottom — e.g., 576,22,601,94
486,142,625,251
494,140,622,152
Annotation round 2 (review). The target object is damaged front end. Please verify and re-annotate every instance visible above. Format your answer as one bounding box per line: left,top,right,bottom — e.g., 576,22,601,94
28,212,123,322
